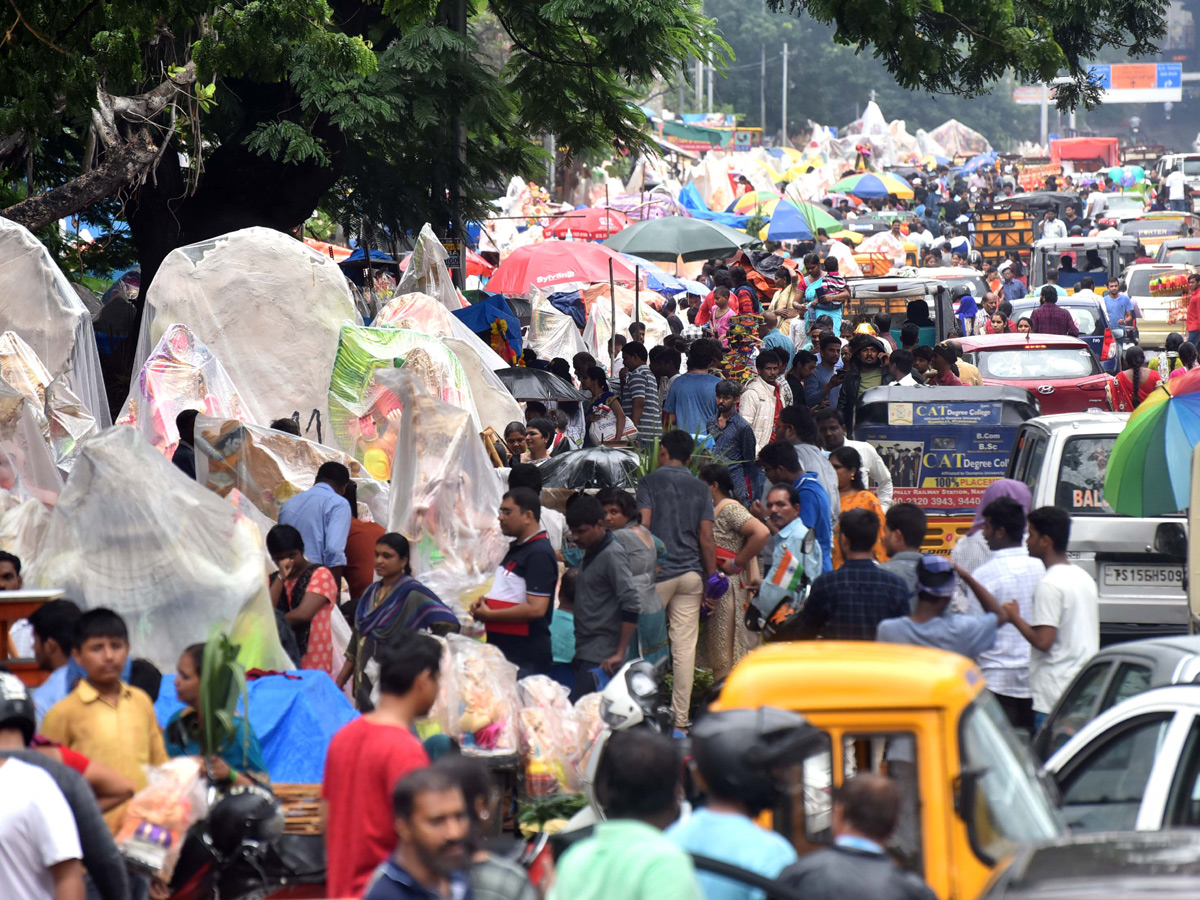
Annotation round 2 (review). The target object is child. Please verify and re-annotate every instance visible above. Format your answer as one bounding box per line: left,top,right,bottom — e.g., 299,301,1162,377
40,608,168,834
711,286,735,344
549,568,578,692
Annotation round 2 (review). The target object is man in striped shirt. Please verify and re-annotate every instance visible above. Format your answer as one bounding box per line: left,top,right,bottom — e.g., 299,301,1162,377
620,342,661,446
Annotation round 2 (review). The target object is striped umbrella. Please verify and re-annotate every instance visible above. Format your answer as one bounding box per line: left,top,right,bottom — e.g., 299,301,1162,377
829,172,914,200
757,201,842,241
727,190,783,214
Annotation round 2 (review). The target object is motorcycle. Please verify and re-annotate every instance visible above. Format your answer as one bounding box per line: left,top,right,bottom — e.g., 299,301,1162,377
166,784,325,900
1102,323,1138,374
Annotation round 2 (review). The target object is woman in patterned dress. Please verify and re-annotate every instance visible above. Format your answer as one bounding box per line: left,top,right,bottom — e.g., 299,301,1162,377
696,464,770,679
266,524,339,677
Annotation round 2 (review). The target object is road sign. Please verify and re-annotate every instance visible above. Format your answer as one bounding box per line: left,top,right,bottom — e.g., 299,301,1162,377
1086,63,1182,103
1012,85,1054,105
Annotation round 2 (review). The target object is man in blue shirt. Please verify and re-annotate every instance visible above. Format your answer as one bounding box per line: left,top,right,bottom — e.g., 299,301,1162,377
999,267,1026,302
663,339,720,436
758,311,794,371
755,441,833,572
365,767,471,900
1103,277,1136,329
278,461,352,586
667,708,802,900
27,599,81,723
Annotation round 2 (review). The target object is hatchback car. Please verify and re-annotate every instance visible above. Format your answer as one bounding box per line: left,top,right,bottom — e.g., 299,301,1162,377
1155,238,1200,266
1121,262,1196,324
1034,636,1200,761
951,334,1122,415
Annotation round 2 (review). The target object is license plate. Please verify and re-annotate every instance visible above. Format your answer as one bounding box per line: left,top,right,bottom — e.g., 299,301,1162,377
1102,564,1184,587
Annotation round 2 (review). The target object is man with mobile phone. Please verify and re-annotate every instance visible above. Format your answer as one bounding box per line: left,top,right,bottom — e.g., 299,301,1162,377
811,334,844,410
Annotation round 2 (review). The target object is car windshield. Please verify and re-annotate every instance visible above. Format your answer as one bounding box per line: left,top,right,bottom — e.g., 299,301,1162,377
1183,159,1200,175
1127,269,1188,296
1055,435,1116,515
1010,304,1102,336
960,693,1064,864
1106,195,1146,213
1163,248,1200,266
974,346,1099,379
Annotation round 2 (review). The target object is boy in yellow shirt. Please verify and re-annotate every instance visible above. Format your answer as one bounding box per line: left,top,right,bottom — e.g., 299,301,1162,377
40,608,167,834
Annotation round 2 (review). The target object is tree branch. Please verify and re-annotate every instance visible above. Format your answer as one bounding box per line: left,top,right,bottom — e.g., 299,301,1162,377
1,127,159,231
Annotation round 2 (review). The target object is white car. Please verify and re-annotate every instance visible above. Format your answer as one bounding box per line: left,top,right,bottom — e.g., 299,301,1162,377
1121,262,1196,323
1044,684,1200,833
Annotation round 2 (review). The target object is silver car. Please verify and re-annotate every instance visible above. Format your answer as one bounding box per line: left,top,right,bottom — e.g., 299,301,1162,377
1007,412,1188,641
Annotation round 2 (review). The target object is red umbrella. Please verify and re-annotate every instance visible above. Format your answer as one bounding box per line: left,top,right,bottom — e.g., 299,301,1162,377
399,248,494,278
486,242,639,295
545,207,631,241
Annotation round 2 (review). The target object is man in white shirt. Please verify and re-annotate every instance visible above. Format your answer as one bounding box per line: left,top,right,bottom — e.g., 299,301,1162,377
741,350,792,500
0,672,85,900
1004,506,1100,730
1165,168,1189,212
814,408,894,509
1040,209,1067,241
1083,185,1108,221
965,497,1045,732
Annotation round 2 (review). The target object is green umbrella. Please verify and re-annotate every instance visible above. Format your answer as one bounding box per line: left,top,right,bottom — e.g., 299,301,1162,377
602,216,757,262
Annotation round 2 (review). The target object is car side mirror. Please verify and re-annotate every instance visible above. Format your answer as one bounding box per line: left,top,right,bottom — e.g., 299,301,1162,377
1154,522,1187,559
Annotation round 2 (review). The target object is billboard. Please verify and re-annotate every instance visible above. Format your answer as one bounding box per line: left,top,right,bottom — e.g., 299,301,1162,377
1014,64,1183,105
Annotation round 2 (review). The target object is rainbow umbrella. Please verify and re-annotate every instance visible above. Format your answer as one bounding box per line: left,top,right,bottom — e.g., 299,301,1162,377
1104,367,1200,516
727,190,782,214
757,200,841,241
829,172,914,200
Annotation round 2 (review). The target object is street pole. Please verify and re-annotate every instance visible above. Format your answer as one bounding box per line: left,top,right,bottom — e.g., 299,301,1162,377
608,259,617,374
760,44,766,134
781,42,789,147
707,57,713,113
695,58,702,108
1039,83,1049,148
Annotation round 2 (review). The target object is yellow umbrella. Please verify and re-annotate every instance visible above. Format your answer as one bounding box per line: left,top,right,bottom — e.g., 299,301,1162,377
831,229,863,244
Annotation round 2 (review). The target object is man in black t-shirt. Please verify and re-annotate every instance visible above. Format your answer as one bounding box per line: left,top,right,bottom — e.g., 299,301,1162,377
470,487,559,676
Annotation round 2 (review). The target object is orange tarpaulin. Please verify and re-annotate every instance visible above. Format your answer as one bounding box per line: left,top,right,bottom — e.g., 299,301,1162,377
303,237,353,262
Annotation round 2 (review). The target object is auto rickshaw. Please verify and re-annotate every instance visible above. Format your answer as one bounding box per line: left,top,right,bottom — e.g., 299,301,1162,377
852,385,1041,553
713,642,1065,900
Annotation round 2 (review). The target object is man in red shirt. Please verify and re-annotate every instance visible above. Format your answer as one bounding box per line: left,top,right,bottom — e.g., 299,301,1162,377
1186,273,1200,344
322,630,441,898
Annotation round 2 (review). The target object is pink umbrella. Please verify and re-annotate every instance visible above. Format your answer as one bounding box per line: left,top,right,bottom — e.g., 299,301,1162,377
486,242,639,295
545,208,631,241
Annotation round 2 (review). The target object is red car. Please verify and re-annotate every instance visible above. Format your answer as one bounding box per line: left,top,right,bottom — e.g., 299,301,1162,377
950,333,1129,415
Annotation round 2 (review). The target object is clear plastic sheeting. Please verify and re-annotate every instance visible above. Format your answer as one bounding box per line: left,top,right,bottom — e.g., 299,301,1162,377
373,292,522,435
395,224,465,312
329,325,480,479
581,287,669,371
134,227,360,437
0,219,111,429
526,292,587,362
0,331,100,475
26,426,292,673
380,369,506,613
117,324,253,457
0,378,63,505
431,633,520,756
0,494,51,563
194,416,390,527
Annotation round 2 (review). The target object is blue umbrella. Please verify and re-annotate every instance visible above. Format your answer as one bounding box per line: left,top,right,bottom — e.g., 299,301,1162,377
760,201,841,242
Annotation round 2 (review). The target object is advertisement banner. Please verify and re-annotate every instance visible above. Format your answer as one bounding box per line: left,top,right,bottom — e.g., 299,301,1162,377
856,400,1016,514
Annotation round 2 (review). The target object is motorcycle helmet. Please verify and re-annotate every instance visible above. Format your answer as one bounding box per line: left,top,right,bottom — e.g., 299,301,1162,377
0,671,35,745
690,708,824,814
203,784,284,860
950,284,973,301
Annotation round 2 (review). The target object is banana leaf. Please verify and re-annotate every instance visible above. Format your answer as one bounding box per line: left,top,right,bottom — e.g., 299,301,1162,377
199,632,250,762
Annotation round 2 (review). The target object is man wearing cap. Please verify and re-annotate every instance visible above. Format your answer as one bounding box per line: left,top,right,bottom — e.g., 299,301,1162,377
876,555,1010,658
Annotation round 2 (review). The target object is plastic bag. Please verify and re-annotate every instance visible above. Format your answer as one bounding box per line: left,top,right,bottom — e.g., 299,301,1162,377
115,756,209,879
0,377,63,505
436,633,519,756
394,224,465,312
517,675,582,793
573,692,606,784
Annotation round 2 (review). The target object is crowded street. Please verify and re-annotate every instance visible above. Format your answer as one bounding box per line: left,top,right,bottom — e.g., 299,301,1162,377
6,1,1200,900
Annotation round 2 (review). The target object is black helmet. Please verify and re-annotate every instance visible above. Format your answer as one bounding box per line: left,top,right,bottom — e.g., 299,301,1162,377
204,784,284,859
690,708,824,814
0,671,35,745
950,284,973,300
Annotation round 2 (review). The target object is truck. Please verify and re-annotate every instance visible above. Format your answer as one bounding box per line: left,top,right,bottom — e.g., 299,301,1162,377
975,192,1083,265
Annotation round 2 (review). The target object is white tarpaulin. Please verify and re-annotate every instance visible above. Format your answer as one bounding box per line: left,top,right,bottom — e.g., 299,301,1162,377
27,426,291,672
134,227,360,439
0,219,111,428
526,292,587,362
395,224,465,312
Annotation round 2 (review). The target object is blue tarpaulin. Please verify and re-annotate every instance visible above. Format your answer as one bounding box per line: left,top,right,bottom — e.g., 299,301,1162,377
452,295,522,354
155,670,358,783
677,184,751,229
547,291,587,329
340,247,395,265
619,254,687,295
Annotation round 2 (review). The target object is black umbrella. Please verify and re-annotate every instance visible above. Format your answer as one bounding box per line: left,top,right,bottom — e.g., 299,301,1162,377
537,447,639,490
496,367,587,401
